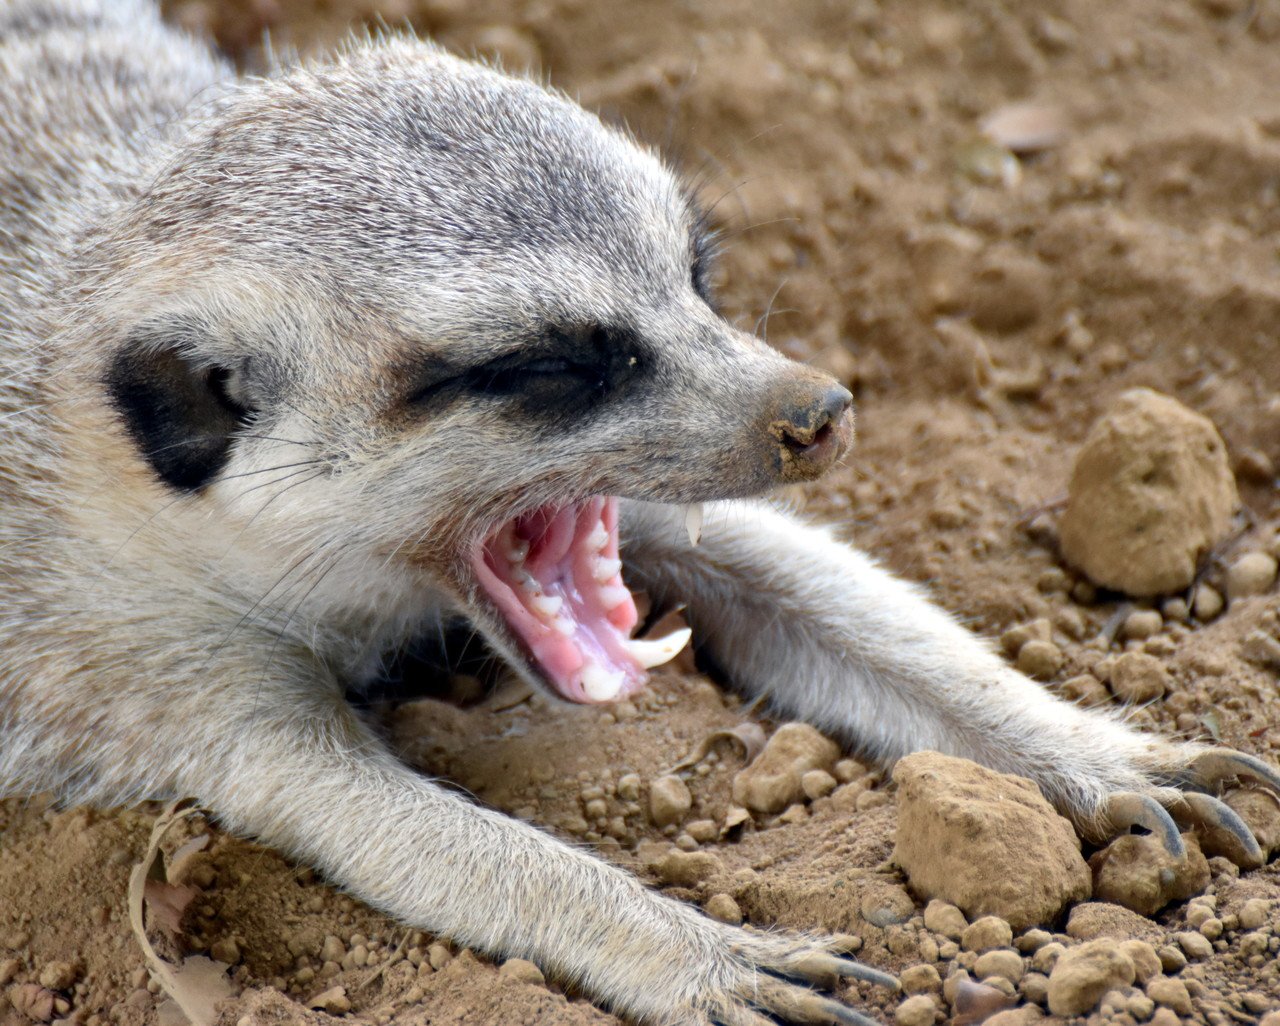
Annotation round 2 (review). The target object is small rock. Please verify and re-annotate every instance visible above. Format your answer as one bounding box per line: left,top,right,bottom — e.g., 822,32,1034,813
1174,930,1213,961
894,994,939,1026
731,723,840,814
209,938,241,965
800,769,837,800
616,774,642,801
652,849,723,887
685,819,718,843
962,917,1014,953
0,959,19,987
1225,551,1278,600
1046,939,1136,1016
1088,832,1209,915
320,935,345,964
1017,640,1063,680
893,753,1090,929
1156,945,1186,974
923,899,968,941
986,1010,1045,1026
1261,1013,1280,1026
307,986,351,1015
704,894,742,925
427,943,453,970
1122,610,1163,640
861,882,916,928
36,963,75,992
1118,940,1161,985
973,949,1024,983
1107,652,1169,704
1059,389,1238,597
8,984,56,1022
1019,972,1049,1006
900,964,943,995
499,959,545,985
1145,977,1192,1015
648,775,692,827
1193,584,1224,621
1238,898,1270,930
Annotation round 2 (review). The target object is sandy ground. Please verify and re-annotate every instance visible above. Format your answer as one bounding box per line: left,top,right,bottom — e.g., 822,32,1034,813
3,1,1280,1024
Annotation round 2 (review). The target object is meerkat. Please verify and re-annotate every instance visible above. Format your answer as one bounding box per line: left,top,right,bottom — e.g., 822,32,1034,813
1,1,1278,1023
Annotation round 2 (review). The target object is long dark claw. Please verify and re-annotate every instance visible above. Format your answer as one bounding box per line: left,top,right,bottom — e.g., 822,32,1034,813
755,979,882,1026
1102,792,1185,858
1169,793,1265,870
1188,750,1280,795
789,952,900,990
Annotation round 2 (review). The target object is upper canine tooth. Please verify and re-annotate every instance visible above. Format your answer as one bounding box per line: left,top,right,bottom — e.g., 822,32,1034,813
593,556,622,583
580,663,625,702
587,521,609,552
531,594,563,617
684,503,704,547
626,627,693,670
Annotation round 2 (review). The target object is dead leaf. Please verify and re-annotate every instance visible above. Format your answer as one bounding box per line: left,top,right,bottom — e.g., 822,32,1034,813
143,880,199,939
664,722,766,775
128,802,234,1026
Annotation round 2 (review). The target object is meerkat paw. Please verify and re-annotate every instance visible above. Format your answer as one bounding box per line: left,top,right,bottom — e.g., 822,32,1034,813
1084,746,1280,870
680,926,898,1026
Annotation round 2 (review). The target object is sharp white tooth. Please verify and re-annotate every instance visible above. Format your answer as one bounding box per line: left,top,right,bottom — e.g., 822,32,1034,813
551,616,575,636
599,584,630,609
506,539,529,563
593,556,622,583
626,627,693,670
581,663,625,702
516,571,540,593
531,594,563,617
683,503,703,547
587,521,609,552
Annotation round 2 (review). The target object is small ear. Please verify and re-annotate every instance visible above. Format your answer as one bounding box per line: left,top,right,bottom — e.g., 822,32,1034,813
105,335,252,492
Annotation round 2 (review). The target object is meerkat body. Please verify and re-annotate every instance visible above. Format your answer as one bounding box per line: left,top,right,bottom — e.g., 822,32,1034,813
1,2,1277,1023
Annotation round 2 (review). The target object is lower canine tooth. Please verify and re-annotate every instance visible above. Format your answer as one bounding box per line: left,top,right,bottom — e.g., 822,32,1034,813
626,627,693,669
593,556,623,583
531,594,563,617
580,663,625,702
684,503,704,547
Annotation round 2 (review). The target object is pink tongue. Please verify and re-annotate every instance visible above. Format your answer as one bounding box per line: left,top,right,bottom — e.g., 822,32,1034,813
471,497,644,703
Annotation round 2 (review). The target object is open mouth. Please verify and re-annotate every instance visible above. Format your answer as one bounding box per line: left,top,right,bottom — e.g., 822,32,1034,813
471,496,691,703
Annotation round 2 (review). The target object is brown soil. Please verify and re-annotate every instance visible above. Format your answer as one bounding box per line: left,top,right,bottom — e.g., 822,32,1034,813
4,1,1280,1024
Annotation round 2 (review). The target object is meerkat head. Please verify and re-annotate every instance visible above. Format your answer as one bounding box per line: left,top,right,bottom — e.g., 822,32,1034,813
83,37,852,703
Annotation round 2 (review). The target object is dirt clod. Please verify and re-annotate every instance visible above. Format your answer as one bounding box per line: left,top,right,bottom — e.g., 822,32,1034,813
895,994,940,1026
893,753,1090,929
1226,551,1278,600
1046,939,1135,1016
499,959,545,985
730,723,839,814
1088,832,1209,915
1059,389,1238,597
1107,651,1169,704
647,775,692,827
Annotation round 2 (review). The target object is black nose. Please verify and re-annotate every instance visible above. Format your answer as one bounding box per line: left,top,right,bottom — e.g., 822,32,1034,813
772,384,854,481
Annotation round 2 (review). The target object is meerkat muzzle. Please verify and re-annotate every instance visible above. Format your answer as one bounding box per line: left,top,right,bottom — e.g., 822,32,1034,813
471,496,691,703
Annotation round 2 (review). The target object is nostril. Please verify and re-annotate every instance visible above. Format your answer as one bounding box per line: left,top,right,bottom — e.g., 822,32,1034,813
782,418,834,455
780,386,852,452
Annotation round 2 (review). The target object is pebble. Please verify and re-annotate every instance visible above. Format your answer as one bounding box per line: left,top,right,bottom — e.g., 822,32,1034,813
1193,584,1224,621
1225,551,1277,600
1046,939,1136,1016
499,958,545,985
1015,929,1052,954
1059,389,1238,596
1019,972,1049,1006
1156,945,1186,973
861,882,916,927
427,943,453,970
800,768,837,800
1122,610,1163,640
1107,652,1169,703
1016,640,1063,680
1238,898,1270,930
924,899,968,941
731,723,840,814
1145,977,1192,1015
37,963,76,991
900,964,943,995
648,775,692,827
704,894,742,925
894,994,939,1026
1118,940,1161,985
962,917,1014,953
1174,930,1213,960
209,938,241,965
973,949,1024,983
307,986,351,1015
652,849,723,886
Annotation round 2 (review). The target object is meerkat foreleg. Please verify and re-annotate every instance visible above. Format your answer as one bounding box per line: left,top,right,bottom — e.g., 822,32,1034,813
620,499,1280,862
150,655,893,1025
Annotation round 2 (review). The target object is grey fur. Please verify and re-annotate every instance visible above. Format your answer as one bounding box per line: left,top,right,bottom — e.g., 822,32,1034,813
1,2,1276,1023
